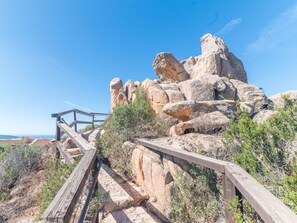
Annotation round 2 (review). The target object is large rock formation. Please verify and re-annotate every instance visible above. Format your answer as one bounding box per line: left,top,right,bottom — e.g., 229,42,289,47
193,33,248,82
110,33,267,130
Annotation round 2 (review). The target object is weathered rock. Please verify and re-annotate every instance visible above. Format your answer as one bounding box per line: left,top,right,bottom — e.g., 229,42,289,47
169,111,229,136
200,33,248,82
162,100,196,121
141,78,169,114
200,74,226,91
180,56,199,75
151,133,226,158
163,100,236,120
230,79,267,112
178,77,215,101
269,90,297,109
110,78,128,110
160,83,185,103
218,77,237,100
123,80,136,101
131,147,145,188
153,52,189,82
253,110,277,124
191,53,221,78
201,33,228,55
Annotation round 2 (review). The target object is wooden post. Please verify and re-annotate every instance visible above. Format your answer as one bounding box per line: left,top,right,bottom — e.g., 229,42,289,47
223,174,236,223
74,110,77,132
92,114,95,130
56,116,61,158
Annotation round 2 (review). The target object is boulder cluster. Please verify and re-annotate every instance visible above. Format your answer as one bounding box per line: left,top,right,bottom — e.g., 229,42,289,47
110,33,268,136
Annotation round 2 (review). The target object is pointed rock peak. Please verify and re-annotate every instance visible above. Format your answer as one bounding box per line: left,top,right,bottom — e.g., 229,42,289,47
200,33,228,55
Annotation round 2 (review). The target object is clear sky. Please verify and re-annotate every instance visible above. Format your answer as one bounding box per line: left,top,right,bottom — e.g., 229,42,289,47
0,0,297,135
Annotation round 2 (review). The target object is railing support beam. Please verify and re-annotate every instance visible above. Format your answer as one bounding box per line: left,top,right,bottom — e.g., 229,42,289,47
223,174,236,223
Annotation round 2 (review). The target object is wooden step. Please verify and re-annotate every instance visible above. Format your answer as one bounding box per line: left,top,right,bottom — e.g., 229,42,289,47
66,148,82,156
98,164,149,213
71,153,83,159
99,206,162,223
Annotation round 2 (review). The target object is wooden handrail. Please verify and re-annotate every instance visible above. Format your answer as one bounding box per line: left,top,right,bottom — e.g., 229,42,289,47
137,139,297,223
41,122,97,222
52,109,110,118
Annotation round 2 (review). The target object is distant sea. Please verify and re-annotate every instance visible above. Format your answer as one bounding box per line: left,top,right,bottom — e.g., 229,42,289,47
0,134,55,140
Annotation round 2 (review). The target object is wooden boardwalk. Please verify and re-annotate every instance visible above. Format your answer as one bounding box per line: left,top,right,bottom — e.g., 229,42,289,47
40,109,297,223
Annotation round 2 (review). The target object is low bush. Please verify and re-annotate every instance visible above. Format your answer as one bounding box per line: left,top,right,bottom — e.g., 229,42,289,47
223,98,297,220
37,159,76,218
0,144,43,200
171,165,222,223
99,88,162,177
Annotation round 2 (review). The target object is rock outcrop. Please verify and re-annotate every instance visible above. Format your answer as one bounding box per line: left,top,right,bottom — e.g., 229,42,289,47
269,90,297,109
110,33,267,131
110,78,128,111
196,33,248,82
230,79,267,112
153,52,189,82
163,100,236,121
142,78,169,114
169,111,229,136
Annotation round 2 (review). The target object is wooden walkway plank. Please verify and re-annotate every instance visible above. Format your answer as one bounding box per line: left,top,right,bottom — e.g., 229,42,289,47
56,142,75,165
57,122,95,153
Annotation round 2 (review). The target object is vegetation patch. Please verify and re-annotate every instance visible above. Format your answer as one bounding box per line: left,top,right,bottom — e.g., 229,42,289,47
223,98,297,220
37,159,76,218
170,165,223,223
99,88,172,178
0,144,43,201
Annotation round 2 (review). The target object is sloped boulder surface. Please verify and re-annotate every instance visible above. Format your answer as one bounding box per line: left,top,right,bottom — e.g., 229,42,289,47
153,52,189,82
169,111,229,136
230,79,267,112
163,100,236,121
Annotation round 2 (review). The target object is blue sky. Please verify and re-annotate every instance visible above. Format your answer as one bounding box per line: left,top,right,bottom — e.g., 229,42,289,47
0,0,297,135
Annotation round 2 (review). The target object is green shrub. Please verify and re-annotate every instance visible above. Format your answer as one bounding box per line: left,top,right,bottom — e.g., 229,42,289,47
37,159,76,218
228,196,263,223
224,99,296,177
171,165,222,223
223,98,297,218
99,88,155,177
0,144,43,200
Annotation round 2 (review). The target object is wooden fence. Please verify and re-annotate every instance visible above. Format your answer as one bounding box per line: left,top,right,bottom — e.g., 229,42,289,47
137,139,297,223
41,108,297,223
41,109,108,222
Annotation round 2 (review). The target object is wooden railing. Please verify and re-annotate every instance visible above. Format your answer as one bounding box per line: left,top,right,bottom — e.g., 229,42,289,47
41,110,108,222
137,139,297,223
52,109,109,135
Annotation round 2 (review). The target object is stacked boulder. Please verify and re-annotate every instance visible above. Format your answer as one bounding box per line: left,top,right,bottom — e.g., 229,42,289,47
110,33,268,136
